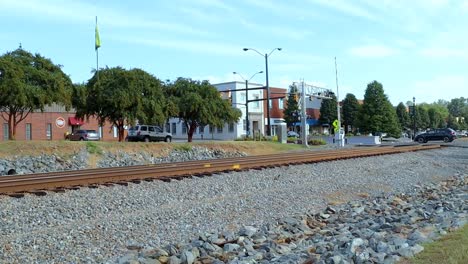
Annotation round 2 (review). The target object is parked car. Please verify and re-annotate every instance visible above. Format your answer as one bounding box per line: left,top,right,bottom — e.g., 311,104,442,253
68,129,100,141
414,128,457,143
287,131,300,138
126,125,172,142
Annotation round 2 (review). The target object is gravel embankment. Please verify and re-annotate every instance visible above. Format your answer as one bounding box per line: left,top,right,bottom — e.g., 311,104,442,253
0,142,467,263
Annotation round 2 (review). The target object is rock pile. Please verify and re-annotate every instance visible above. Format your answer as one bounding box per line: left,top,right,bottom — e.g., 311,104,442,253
117,175,467,264
0,148,88,175
0,146,247,175
97,146,247,168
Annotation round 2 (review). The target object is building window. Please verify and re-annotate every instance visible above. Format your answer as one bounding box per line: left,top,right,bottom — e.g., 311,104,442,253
166,123,170,133
3,123,9,141
269,99,272,109
209,125,214,134
46,123,52,140
182,124,187,134
172,123,177,134
217,126,223,133
113,126,118,138
26,123,32,140
253,95,260,108
199,125,205,134
279,98,284,109
228,122,234,133
240,93,246,104
243,119,246,131
99,126,103,138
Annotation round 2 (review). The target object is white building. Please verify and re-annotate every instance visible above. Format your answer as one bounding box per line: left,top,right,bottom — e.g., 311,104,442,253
167,81,265,140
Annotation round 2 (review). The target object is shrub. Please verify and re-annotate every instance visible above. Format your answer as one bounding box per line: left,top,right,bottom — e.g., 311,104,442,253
174,144,192,152
86,142,103,155
308,139,326,145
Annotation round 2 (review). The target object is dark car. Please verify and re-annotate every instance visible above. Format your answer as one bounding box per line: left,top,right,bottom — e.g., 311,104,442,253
68,129,100,141
414,128,456,143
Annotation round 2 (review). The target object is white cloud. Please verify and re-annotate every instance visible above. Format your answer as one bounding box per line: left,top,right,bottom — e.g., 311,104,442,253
420,48,468,59
0,0,211,36
349,45,398,58
193,72,235,84
112,35,243,56
239,19,312,41
412,75,468,103
395,39,417,48
307,0,378,21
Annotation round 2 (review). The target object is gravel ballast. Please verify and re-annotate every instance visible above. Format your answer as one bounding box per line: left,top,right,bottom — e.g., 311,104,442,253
0,143,467,263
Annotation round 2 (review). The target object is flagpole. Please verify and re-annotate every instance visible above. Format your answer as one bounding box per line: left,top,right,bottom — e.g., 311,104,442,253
96,16,99,83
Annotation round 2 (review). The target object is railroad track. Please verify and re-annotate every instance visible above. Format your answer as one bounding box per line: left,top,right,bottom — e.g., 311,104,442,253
0,144,441,197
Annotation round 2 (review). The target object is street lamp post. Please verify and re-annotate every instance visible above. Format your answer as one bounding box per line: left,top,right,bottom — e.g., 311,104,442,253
243,47,282,136
413,97,416,140
233,71,263,137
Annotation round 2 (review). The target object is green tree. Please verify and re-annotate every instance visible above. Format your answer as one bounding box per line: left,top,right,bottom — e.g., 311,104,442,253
342,93,360,134
427,108,445,128
0,48,72,140
417,106,430,129
447,97,466,117
78,67,167,141
283,84,300,128
396,102,410,129
359,81,401,137
447,115,461,130
319,94,337,131
166,78,241,142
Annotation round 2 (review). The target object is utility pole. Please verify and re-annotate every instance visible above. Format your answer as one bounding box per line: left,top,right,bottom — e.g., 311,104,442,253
335,57,344,147
301,80,308,147
413,97,416,140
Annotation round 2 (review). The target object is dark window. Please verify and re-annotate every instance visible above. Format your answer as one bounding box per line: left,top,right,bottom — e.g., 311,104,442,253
140,126,148,131
149,126,155,132
3,123,9,141
46,123,52,140
26,123,32,140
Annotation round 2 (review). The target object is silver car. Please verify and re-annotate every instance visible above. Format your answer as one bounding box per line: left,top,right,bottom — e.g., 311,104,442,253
68,129,100,141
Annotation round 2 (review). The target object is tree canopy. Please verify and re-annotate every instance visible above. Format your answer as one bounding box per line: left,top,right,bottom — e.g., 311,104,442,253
165,78,242,142
318,94,337,130
342,93,360,134
77,66,167,141
359,81,401,137
282,84,300,128
396,102,410,130
0,48,72,139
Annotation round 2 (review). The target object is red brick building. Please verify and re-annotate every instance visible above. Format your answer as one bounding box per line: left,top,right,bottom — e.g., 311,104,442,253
1,104,119,141
264,87,288,136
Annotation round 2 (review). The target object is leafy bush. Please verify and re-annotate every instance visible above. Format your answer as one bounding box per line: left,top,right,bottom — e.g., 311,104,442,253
86,142,103,154
308,139,326,145
174,143,192,152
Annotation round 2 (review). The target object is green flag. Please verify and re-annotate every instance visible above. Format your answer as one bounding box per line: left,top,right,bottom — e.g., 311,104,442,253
95,22,101,50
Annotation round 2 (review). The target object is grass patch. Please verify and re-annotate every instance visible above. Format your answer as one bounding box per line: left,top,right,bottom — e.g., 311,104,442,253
173,143,193,152
403,224,468,264
85,141,103,155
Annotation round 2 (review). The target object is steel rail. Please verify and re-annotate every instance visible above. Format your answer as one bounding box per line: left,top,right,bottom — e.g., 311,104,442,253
0,144,440,195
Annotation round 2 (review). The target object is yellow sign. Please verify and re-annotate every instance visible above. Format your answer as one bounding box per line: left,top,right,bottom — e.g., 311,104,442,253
332,120,339,132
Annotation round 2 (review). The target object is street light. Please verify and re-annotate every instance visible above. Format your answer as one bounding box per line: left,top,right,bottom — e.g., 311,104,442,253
243,47,282,136
413,97,416,140
233,71,263,137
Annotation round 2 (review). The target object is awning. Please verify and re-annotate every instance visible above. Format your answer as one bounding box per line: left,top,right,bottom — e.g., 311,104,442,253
292,119,319,126
69,117,84,126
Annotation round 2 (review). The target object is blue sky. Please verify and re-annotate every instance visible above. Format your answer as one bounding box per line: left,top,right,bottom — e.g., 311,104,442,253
1,0,467,105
